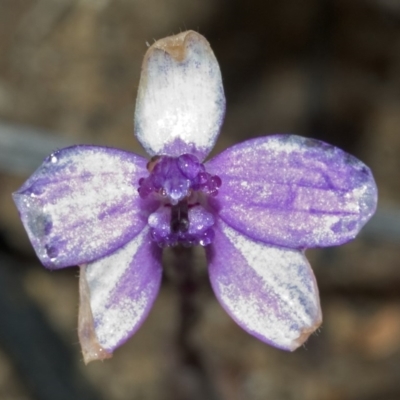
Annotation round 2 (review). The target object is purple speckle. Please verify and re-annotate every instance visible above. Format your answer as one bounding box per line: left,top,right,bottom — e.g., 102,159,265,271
44,220,53,235
45,244,59,260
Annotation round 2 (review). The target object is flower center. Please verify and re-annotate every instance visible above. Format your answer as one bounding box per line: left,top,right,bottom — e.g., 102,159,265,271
138,154,221,247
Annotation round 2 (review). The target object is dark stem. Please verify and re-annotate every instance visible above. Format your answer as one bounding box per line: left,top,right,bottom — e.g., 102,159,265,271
170,246,220,400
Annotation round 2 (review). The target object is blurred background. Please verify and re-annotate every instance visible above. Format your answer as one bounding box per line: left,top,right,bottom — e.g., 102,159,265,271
0,0,400,399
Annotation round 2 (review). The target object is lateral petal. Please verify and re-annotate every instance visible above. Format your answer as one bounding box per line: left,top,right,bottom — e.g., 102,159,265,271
206,135,377,248
134,31,225,161
206,220,322,351
79,227,162,362
13,146,152,268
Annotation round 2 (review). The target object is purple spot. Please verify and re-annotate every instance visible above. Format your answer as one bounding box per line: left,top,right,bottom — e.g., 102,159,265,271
44,220,53,235
331,219,358,234
45,244,59,260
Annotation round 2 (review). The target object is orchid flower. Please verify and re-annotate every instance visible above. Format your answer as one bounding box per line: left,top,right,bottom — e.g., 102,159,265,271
13,31,377,364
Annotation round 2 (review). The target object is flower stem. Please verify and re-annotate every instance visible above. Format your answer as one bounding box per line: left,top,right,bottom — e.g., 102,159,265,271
170,246,220,400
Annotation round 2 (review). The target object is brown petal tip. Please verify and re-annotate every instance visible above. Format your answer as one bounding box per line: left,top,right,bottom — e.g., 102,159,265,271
291,317,323,351
78,265,112,364
147,30,209,63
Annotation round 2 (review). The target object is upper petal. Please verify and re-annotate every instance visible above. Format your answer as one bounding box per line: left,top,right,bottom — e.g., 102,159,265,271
134,31,225,161
79,227,162,362
13,146,152,268
206,135,378,248
206,220,321,351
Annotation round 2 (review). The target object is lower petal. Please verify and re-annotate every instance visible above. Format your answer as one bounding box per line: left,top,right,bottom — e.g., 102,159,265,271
206,220,322,351
78,227,162,363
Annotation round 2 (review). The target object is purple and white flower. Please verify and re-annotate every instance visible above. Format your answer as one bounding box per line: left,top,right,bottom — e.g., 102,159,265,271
13,31,377,363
